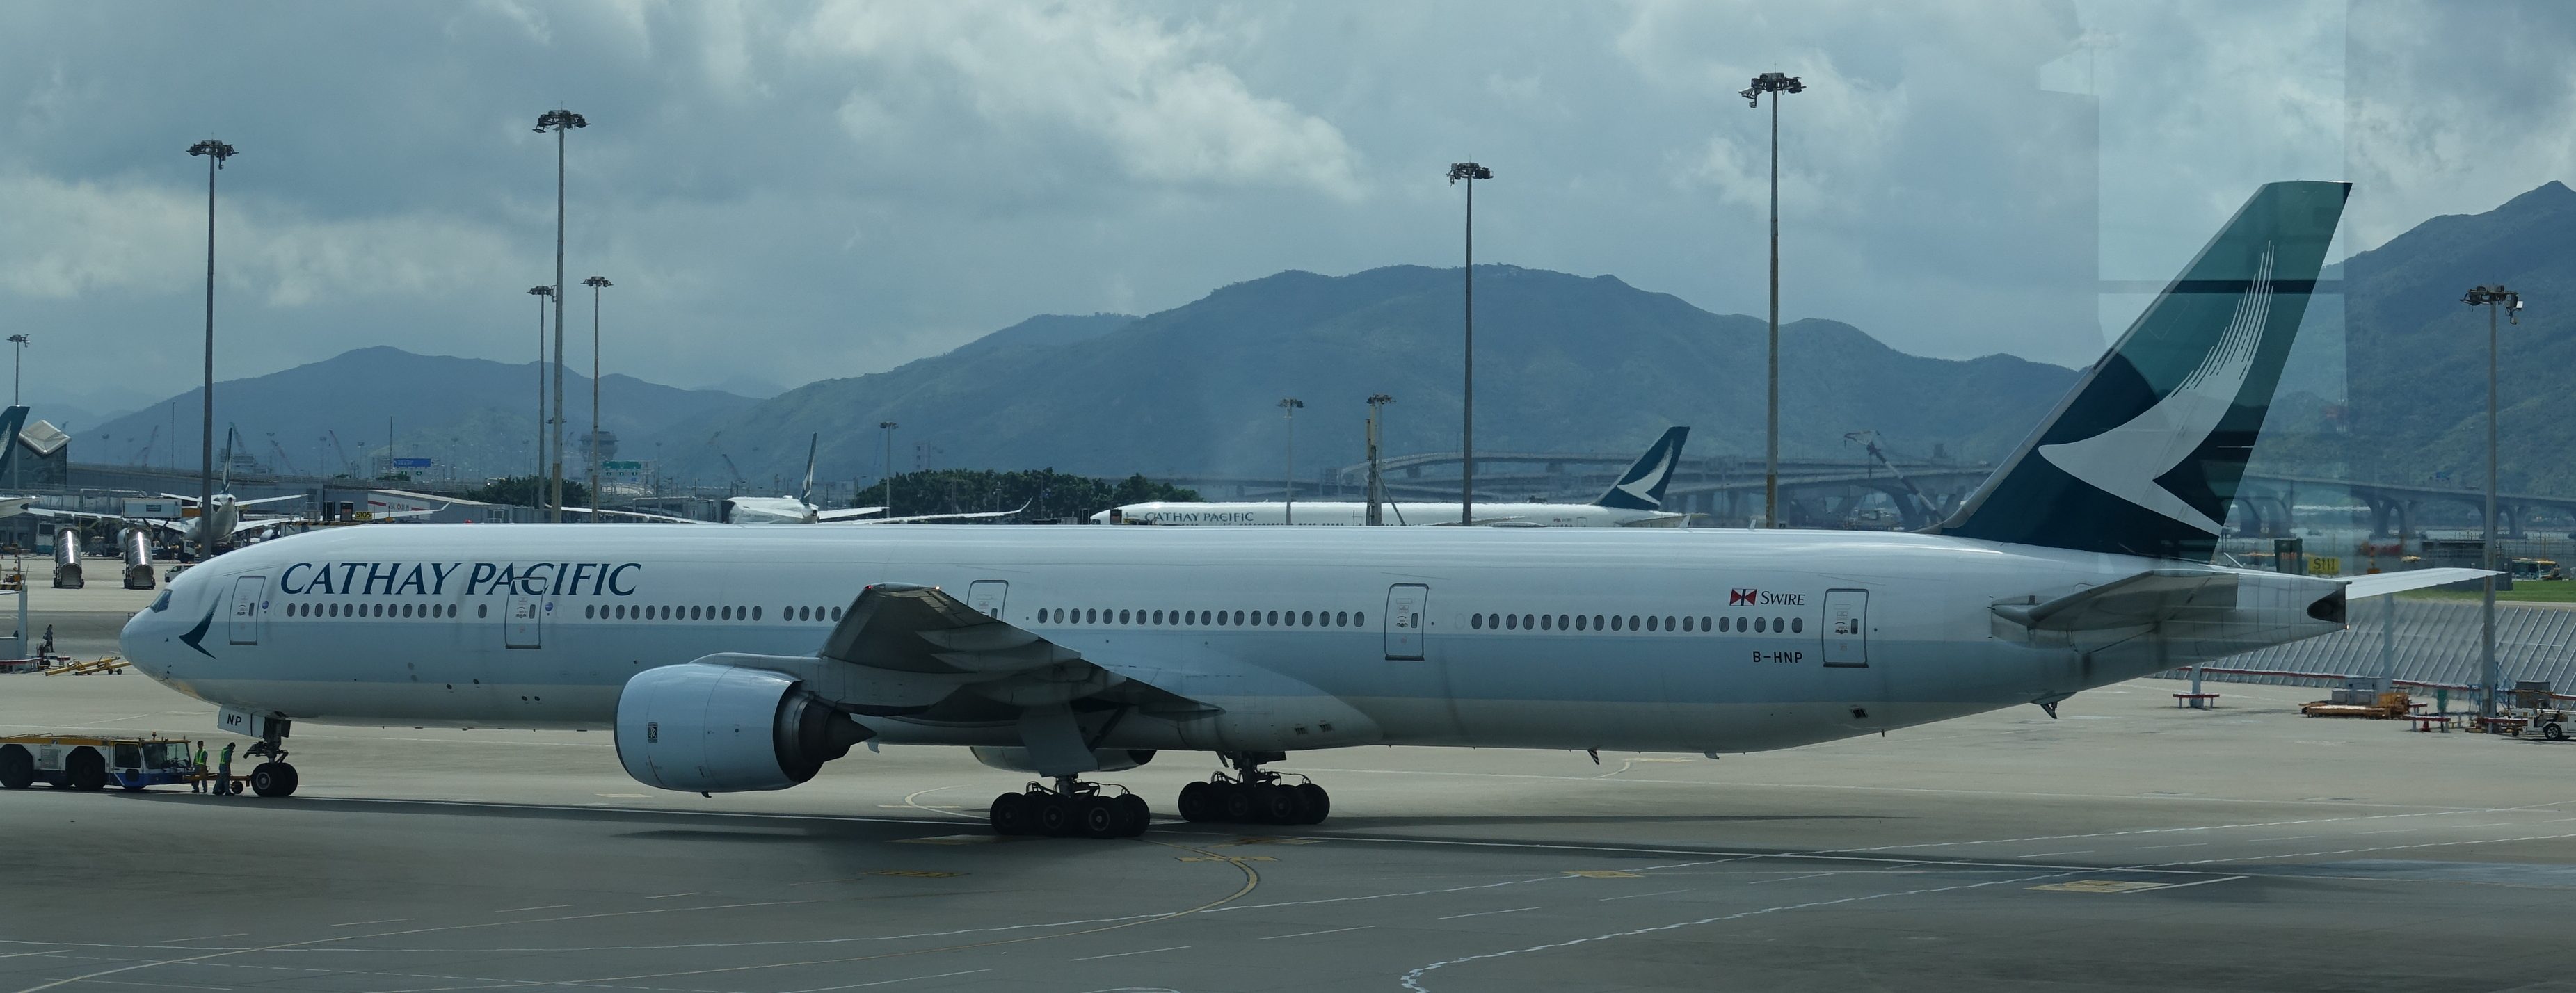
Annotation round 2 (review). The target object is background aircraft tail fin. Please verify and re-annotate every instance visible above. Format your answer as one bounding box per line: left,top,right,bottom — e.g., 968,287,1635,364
1929,181,2349,560
1592,426,1688,510
798,433,819,505
0,406,25,484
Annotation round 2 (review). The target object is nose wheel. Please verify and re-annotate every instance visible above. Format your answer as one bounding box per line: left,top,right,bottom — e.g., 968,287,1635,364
243,725,298,798
989,777,1150,839
1176,752,1329,826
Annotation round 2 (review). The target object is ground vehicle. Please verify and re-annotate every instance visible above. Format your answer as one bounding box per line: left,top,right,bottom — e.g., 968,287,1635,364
0,734,203,791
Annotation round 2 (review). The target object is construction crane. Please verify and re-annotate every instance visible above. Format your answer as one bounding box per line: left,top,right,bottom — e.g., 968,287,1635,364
128,426,159,467
264,433,299,476
1843,430,1939,526
325,430,356,477
719,453,747,493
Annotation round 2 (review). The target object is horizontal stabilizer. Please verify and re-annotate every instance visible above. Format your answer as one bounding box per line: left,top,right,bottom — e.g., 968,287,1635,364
2342,568,2497,599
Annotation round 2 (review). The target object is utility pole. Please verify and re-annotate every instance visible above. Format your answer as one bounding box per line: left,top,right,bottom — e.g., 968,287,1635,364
878,421,898,514
528,285,554,482
536,109,587,522
2461,284,2522,716
1278,398,1304,524
187,139,237,523
584,275,612,518
1366,394,1394,525
1447,163,1491,526
1741,72,1805,528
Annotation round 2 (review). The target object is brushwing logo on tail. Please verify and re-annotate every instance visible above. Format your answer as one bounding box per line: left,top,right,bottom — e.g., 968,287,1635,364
1610,445,1678,508
2035,244,2278,535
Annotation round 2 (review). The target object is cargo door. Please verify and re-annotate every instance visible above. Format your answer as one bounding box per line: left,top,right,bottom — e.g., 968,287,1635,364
505,595,543,649
227,576,264,645
1384,583,1428,661
1822,589,1868,668
968,581,1009,620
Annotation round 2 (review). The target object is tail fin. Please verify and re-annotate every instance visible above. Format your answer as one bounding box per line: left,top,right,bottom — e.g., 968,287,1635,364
798,433,819,505
1930,181,2349,560
1593,426,1688,510
0,406,25,485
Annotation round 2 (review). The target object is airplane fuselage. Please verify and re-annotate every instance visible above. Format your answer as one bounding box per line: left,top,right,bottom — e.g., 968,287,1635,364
1099,501,1680,528
120,524,2335,756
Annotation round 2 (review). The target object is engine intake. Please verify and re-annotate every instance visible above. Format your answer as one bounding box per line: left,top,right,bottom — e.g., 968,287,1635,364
616,663,873,792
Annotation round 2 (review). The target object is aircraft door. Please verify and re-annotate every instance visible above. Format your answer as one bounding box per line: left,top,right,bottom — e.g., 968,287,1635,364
1822,589,1868,667
1384,583,1428,661
504,595,543,649
968,581,1008,619
226,576,264,645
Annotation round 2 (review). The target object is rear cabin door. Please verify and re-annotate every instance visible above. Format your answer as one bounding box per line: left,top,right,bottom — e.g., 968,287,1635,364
505,595,543,649
1821,589,1869,668
227,576,264,645
1384,583,1428,661
968,581,1009,620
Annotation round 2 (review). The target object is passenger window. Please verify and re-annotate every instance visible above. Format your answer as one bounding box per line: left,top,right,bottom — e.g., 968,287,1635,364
1539,615,1552,631
1774,616,1784,631
1235,610,1247,625
1629,615,1641,631
1471,614,1483,629
1301,611,1313,627
1521,613,1534,630
1700,616,1712,631
1791,617,1804,633
833,607,845,621
1337,611,1348,627
1558,615,1569,630
752,606,762,620
1151,610,1162,624
1609,615,1620,631
477,604,488,618
1756,617,1767,633
1666,616,1677,631
583,606,593,619
1354,611,1365,627
1266,611,1278,625
1505,614,1518,630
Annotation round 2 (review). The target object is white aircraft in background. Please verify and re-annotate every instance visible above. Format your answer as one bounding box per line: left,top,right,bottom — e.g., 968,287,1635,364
109,182,2490,846
597,435,1025,525
1098,426,1693,527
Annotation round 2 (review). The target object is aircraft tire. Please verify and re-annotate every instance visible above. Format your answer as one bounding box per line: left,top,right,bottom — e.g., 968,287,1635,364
1176,781,1215,822
250,761,299,798
1116,794,1151,837
1295,783,1330,825
0,745,31,790
1254,785,1300,825
1077,797,1121,839
66,750,107,791
1035,796,1076,837
989,792,1033,835
1217,783,1253,822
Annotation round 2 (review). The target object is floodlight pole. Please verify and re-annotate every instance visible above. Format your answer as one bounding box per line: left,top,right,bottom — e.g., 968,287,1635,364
1741,72,1804,528
187,139,236,522
1366,394,1393,526
529,286,553,481
1448,163,1491,526
879,421,898,514
2461,285,2522,716
1279,398,1304,524
584,275,611,518
536,109,587,522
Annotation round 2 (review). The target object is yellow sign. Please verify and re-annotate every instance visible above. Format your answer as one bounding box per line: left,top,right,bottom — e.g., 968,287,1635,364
2307,556,2341,576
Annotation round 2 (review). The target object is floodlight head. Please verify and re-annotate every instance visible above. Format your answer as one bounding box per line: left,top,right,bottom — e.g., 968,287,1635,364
6,335,26,345
1447,162,1491,184
535,109,589,133
1368,394,1393,405
879,421,897,430
1744,72,1805,106
529,285,554,298
1279,397,1304,411
187,139,237,167
583,275,612,289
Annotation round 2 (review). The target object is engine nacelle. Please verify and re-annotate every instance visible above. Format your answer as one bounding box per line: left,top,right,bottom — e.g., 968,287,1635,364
970,746,1157,775
615,663,873,793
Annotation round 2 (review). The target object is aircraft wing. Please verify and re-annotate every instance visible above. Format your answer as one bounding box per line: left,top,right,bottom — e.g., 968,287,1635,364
233,495,305,508
1427,516,1530,526
842,501,1031,525
18,506,125,524
806,583,1212,724
583,508,711,524
1990,567,2241,633
2342,568,2497,599
814,506,888,522
1615,512,1695,528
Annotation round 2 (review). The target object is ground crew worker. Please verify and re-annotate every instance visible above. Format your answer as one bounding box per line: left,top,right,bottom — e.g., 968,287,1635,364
215,741,235,796
192,741,209,793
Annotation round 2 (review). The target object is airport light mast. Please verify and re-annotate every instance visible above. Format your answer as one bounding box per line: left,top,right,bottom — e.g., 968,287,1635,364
528,285,554,483
584,275,612,519
188,138,237,523
2461,284,2523,716
878,421,898,515
8,334,26,406
536,108,587,522
1366,394,1394,525
1447,162,1491,526
1741,72,1803,528
1279,398,1305,525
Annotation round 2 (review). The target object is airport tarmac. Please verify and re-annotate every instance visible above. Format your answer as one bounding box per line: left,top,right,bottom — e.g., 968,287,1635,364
6,661,2576,992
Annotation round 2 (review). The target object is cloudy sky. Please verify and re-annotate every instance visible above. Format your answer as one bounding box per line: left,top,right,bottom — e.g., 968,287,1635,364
3,0,2570,426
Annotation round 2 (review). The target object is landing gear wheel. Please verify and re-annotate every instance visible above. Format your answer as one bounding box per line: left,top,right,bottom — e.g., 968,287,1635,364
0,745,31,790
66,750,106,791
1219,783,1254,822
1077,797,1121,839
1177,780,1215,822
1254,785,1301,824
1116,793,1151,837
1035,796,1076,837
1294,782,1331,825
989,792,1033,835
249,761,299,798
2546,722,2568,742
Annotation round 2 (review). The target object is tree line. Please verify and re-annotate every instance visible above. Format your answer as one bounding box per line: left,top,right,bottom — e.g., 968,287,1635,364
855,469,1199,522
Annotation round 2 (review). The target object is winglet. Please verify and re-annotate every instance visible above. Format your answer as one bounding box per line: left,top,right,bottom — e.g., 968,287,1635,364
1592,426,1688,510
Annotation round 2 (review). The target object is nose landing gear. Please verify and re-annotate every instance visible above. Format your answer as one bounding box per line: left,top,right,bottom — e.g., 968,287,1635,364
988,777,1151,839
1176,751,1329,826
243,720,297,798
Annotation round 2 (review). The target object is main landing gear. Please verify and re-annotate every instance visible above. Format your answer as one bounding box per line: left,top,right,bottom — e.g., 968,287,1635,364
1176,751,1330,826
988,777,1151,839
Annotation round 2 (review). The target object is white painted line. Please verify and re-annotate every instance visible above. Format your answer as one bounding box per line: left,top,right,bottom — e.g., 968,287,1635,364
2247,835,2317,842
2355,828,2417,835
328,918,414,928
2134,843,2206,850
1261,926,1374,941
1599,889,1690,902
1069,945,1190,962
154,935,247,944
495,905,571,914
2013,850,2094,859
1437,906,1539,921
778,969,992,992
643,892,701,900
1746,872,1838,885
2132,874,2248,892
0,950,74,959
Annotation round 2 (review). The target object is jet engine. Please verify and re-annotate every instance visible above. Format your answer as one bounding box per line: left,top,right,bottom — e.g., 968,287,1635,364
615,663,873,792
970,746,1157,775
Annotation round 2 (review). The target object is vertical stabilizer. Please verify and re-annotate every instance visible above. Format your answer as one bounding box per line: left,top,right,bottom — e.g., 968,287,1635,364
1930,181,2349,560
1593,426,1689,510
0,406,26,485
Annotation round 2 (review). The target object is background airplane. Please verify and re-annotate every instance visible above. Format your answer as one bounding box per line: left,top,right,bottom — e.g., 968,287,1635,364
1097,426,1693,527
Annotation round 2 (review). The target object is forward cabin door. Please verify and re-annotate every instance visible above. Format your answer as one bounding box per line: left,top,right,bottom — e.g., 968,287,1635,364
1821,590,1869,667
226,576,264,645
1384,583,1428,661
968,581,1009,620
505,595,543,649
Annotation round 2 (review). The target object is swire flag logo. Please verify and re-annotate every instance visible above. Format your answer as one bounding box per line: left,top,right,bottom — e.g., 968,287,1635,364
1729,588,1759,606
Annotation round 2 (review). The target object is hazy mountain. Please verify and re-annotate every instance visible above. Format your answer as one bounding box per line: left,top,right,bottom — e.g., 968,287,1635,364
79,346,757,481
675,266,2083,487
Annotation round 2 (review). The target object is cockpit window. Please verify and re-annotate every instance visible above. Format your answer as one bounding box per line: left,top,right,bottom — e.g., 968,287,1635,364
150,590,173,613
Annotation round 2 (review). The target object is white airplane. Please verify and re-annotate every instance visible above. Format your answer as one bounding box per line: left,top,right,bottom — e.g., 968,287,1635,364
1098,427,1693,528
101,182,2487,842
595,435,1021,526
